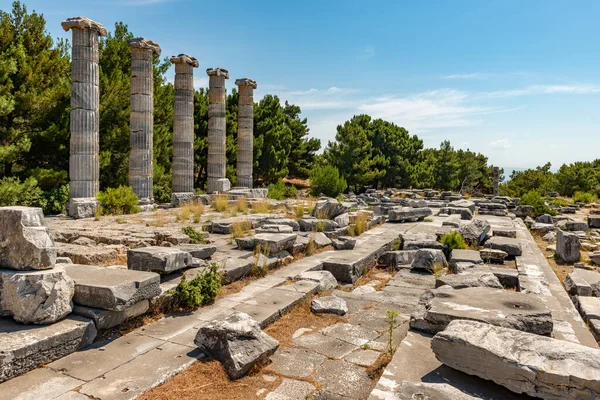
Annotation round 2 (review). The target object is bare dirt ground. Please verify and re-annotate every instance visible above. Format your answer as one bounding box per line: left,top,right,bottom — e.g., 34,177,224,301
533,233,573,282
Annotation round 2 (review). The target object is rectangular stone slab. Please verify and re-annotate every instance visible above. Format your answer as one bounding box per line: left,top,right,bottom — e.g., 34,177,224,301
64,263,160,311
0,316,96,383
235,233,297,253
127,246,192,273
174,244,216,259
432,320,600,400
72,300,149,330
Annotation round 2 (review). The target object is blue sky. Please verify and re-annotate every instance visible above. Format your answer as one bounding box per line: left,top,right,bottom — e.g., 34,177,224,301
12,0,600,170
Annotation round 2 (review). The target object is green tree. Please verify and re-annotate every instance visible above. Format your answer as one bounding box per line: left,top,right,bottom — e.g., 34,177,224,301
0,1,70,177
555,161,600,197
434,140,460,191
503,163,557,197
284,101,320,179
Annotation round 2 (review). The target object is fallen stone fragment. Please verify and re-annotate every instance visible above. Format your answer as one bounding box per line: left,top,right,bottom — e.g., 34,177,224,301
264,218,300,231
589,215,600,229
72,299,149,330
590,251,600,265
536,214,554,224
484,236,522,257
403,239,445,251
492,228,517,238
0,206,57,270
431,319,600,400
564,268,600,296
529,222,555,234
174,244,216,259
566,221,588,232
448,199,476,212
333,212,349,227
556,230,581,263
574,296,600,321
194,311,279,380
55,256,73,264
542,231,556,243
410,286,552,335
236,233,298,253
295,271,338,291
298,217,338,232
479,248,507,264
435,270,502,289
332,236,356,250
439,207,473,220
127,246,193,273
459,218,490,244
388,207,432,222
0,315,96,383
411,249,448,274
57,243,119,265
311,296,347,315
378,250,416,268
490,267,519,288
256,224,294,234
0,266,74,324
449,249,482,273
63,263,160,311
311,198,348,220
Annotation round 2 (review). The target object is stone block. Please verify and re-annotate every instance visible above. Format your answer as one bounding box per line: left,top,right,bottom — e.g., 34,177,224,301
490,267,519,288
72,300,149,330
0,206,56,270
439,207,473,220
56,243,118,265
0,316,96,382
378,250,416,268
388,207,432,222
564,268,600,296
411,249,448,273
484,236,522,257
556,229,581,263
0,266,74,324
311,198,348,219
459,218,490,244
431,319,600,400
67,198,98,219
299,217,338,232
235,233,297,253
311,296,347,315
479,248,507,264
127,246,193,273
436,269,502,289
295,271,338,291
449,249,482,272
63,264,160,311
410,286,552,335
174,244,216,259
589,216,600,229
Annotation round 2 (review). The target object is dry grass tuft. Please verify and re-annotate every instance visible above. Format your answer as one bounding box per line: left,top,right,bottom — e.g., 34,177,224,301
307,197,316,214
146,215,169,227
212,194,230,212
294,201,305,220
251,199,270,214
181,201,205,223
236,197,248,213
231,219,252,239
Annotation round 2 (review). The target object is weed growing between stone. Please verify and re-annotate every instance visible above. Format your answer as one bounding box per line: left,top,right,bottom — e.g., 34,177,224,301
212,194,230,212
182,226,207,244
250,244,270,277
251,199,270,214
235,197,248,213
174,263,222,308
386,309,400,355
440,231,467,258
231,219,252,239
96,185,142,215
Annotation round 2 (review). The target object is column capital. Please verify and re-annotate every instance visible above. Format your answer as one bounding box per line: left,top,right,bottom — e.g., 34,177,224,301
61,16,107,36
128,37,161,56
170,54,199,67
207,68,229,79
235,78,257,89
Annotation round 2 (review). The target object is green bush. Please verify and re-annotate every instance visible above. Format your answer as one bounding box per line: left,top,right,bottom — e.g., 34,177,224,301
572,191,598,204
153,165,172,204
520,190,557,217
174,263,222,308
440,231,467,257
43,184,70,215
182,226,207,244
268,179,298,200
0,177,46,209
309,164,347,198
96,186,141,215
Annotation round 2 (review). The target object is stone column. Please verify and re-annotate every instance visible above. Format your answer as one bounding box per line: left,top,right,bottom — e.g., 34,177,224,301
170,54,198,205
61,17,106,218
206,68,230,193
128,38,161,205
235,78,257,188
493,166,500,197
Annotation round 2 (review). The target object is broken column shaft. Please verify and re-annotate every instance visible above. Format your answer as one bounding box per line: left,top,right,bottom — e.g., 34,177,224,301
61,16,107,218
170,54,198,204
235,78,257,188
206,68,230,193
493,166,499,197
129,38,161,204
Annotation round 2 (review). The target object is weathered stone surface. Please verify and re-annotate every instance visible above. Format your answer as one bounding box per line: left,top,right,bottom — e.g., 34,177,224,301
264,218,300,231
127,246,192,273
492,228,517,238
311,198,349,220
556,230,581,263
514,204,535,218
536,214,554,224
72,299,149,330
299,217,339,232
235,233,297,253
256,224,294,234
63,264,159,311
332,236,356,250
312,232,332,248
564,268,600,296
387,381,480,400
484,236,522,257
565,221,588,232
0,316,96,382
439,207,473,220
411,249,448,273
313,359,372,399
431,319,600,400
448,199,476,212
459,218,491,244
530,222,556,234
575,296,600,322
194,311,279,380
490,267,520,288
311,296,347,315
436,270,503,289
0,207,56,270
410,286,552,335
590,251,600,265
295,271,338,291
403,239,445,251
388,207,432,222
333,213,349,228
268,347,325,379
449,249,482,272
378,250,416,268
0,266,74,324
588,215,600,229
543,231,556,243
56,243,118,265
479,248,508,264
174,244,216,259
266,378,314,400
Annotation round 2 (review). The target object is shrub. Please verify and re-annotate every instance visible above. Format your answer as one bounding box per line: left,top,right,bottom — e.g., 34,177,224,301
440,231,467,258
268,179,298,200
153,165,172,204
0,176,46,209
96,186,141,215
309,165,347,198
182,226,207,244
174,263,222,308
520,190,557,217
42,184,70,215
573,191,597,204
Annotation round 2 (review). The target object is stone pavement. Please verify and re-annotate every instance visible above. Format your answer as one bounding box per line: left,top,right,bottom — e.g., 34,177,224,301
0,222,416,400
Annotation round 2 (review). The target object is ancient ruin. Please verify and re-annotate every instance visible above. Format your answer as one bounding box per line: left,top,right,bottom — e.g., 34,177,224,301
236,78,257,188
207,68,231,193
62,17,107,218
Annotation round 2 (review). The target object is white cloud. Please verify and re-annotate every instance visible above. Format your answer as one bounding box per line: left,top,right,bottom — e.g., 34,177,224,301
489,138,512,149
482,84,600,99
441,73,490,80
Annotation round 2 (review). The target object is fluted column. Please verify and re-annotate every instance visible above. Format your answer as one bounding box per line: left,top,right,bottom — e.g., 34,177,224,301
170,54,198,204
207,68,230,193
62,16,106,218
493,166,500,197
235,78,256,188
129,38,160,204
